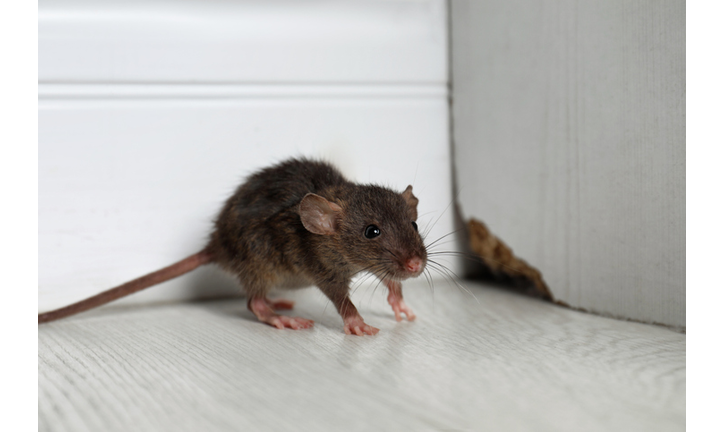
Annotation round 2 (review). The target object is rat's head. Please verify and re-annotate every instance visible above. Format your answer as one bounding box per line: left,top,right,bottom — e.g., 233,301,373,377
299,185,427,281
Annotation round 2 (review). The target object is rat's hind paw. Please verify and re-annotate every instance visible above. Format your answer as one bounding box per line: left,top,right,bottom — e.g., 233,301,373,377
249,297,313,330
387,293,416,322
343,316,380,336
266,315,315,330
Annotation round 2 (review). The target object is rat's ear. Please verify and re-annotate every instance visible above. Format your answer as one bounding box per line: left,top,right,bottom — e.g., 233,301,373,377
402,185,419,220
299,193,343,235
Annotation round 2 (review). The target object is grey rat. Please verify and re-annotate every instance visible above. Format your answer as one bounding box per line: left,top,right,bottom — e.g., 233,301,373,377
38,158,427,336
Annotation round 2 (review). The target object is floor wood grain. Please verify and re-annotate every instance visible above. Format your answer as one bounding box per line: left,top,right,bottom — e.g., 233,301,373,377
38,280,685,432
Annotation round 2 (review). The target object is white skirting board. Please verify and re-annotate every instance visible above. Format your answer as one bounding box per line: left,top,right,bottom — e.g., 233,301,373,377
38,88,454,312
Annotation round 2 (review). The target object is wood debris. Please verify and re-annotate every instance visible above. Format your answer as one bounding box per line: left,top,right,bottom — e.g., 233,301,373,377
467,218,553,301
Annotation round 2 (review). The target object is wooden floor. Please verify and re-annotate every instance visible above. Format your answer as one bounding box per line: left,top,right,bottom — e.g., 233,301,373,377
38,280,685,432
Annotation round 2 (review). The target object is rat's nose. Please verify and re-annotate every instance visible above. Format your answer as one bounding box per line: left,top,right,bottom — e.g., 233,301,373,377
405,257,424,274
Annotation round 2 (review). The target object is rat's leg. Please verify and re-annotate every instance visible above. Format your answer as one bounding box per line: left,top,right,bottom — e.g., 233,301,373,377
247,297,314,330
338,296,379,336
240,271,312,330
264,298,295,310
384,280,416,322
319,284,379,336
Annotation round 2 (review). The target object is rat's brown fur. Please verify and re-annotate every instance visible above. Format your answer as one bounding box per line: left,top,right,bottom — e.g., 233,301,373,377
39,158,427,334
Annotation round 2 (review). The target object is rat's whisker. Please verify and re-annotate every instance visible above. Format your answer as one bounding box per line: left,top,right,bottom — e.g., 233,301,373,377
426,259,479,304
427,250,529,276
350,265,386,296
422,267,435,306
425,228,464,249
420,188,461,239
368,271,390,307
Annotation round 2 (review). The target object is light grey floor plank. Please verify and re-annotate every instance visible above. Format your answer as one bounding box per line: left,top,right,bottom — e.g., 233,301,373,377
39,280,685,432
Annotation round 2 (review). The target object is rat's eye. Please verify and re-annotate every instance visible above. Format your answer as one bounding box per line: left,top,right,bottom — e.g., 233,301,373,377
364,225,381,239
411,221,418,231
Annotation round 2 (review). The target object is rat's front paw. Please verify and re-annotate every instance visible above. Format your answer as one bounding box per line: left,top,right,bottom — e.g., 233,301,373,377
343,316,380,336
387,293,416,322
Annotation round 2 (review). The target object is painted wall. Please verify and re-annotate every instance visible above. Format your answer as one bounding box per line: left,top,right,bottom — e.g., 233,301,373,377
451,0,685,327
39,0,453,312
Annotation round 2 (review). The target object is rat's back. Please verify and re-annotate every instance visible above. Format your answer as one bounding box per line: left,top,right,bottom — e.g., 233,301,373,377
234,158,348,218
207,158,348,271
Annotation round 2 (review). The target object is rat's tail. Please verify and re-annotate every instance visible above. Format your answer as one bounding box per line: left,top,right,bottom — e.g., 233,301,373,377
38,249,215,324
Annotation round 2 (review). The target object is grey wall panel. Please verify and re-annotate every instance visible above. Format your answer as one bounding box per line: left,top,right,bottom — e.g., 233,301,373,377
451,0,685,327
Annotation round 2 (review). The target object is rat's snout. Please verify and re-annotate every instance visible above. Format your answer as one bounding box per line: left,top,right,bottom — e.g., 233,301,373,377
405,256,424,274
